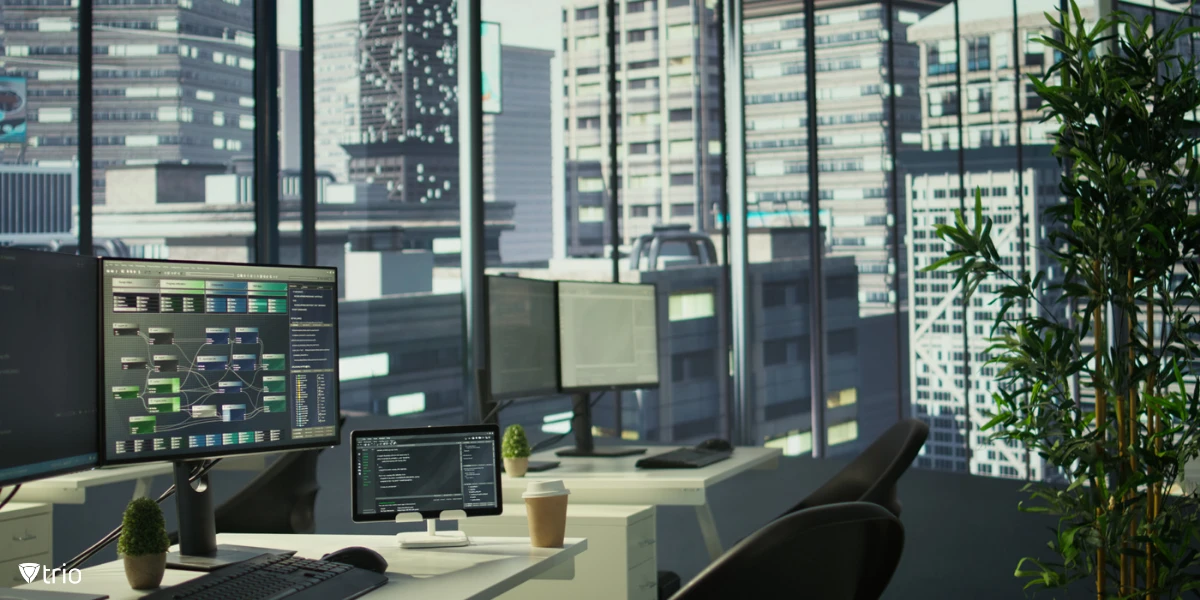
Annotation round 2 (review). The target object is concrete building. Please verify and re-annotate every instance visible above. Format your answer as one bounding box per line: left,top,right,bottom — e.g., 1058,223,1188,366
343,0,459,204
559,0,724,257
0,0,256,203
314,20,361,183
742,0,946,318
484,45,555,265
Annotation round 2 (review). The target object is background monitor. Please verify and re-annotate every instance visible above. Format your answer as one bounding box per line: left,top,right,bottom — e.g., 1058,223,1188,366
98,258,341,465
0,248,99,486
557,280,660,391
485,275,559,401
351,424,502,522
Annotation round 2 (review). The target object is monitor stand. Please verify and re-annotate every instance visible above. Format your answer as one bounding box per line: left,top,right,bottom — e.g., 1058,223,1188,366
395,510,470,549
167,460,295,571
555,392,646,458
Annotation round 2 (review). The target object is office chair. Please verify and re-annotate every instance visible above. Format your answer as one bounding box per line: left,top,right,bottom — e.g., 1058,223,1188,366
670,502,905,600
784,418,928,518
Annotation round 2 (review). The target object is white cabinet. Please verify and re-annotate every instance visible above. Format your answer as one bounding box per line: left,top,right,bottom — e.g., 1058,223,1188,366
0,502,52,587
460,503,657,600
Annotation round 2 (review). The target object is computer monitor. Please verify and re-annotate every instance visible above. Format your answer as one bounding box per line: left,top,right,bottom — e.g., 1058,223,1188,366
0,248,100,487
352,424,501,548
555,280,660,457
484,275,559,402
98,258,340,568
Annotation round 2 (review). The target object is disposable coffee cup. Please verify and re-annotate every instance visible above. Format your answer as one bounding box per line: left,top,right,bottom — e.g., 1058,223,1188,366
523,480,570,548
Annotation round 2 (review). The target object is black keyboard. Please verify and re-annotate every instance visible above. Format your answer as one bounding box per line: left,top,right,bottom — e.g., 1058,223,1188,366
636,448,732,469
141,553,387,600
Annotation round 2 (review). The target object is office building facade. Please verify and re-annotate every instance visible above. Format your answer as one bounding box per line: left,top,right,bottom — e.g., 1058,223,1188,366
314,20,361,183
559,0,724,257
0,165,75,235
343,0,459,204
0,0,256,203
484,45,555,264
742,0,945,318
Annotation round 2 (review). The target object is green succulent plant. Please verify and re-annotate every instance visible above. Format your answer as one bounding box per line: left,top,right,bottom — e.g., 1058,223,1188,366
117,497,170,557
502,424,531,459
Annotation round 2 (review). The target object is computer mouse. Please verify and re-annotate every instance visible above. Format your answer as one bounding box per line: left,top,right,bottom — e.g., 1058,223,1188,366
321,546,389,574
696,438,733,452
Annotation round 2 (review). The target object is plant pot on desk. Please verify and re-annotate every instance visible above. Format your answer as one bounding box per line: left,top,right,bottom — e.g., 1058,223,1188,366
123,552,166,590
505,457,530,478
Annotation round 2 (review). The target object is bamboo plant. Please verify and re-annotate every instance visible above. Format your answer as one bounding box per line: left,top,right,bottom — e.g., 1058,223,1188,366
926,2,1200,597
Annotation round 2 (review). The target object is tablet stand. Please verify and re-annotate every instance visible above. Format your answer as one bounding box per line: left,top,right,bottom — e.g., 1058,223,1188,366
394,510,470,548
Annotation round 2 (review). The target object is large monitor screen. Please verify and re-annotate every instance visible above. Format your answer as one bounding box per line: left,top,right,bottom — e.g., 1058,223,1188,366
485,275,558,400
351,425,502,521
0,248,99,486
98,259,340,464
557,281,660,390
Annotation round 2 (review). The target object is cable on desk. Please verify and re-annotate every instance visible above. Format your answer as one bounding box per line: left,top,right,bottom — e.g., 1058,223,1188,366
0,484,21,512
481,399,514,426
64,459,222,571
530,392,608,454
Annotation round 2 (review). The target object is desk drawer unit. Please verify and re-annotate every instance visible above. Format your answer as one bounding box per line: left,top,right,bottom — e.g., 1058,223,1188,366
0,503,52,564
460,503,657,600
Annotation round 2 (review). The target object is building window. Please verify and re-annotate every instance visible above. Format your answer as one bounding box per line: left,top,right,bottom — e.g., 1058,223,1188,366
669,108,693,122
575,6,600,20
578,206,605,223
967,36,990,71
763,339,789,366
627,28,657,43
340,353,389,381
669,172,694,185
578,177,605,192
928,40,957,75
670,203,695,217
669,291,714,321
387,392,425,416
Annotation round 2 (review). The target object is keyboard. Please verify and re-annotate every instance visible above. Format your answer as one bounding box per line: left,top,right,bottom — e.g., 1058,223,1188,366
141,553,388,600
636,448,732,469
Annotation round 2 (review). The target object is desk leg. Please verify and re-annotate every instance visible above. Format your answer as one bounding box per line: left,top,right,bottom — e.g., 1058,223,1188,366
695,504,723,562
132,476,153,500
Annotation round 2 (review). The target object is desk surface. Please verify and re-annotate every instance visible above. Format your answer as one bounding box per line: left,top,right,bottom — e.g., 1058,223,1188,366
502,445,781,506
19,533,587,600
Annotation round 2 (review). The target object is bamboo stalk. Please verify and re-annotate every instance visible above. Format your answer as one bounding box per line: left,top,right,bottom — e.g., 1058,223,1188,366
1143,290,1156,599
1094,287,1108,599
1127,270,1137,594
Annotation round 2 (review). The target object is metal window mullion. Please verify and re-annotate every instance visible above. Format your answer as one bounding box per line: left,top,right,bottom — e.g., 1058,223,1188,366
953,0,971,472
723,0,752,446
300,0,317,266
78,0,94,255
805,0,827,458
459,0,487,424
253,0,281,265
885,0,903,423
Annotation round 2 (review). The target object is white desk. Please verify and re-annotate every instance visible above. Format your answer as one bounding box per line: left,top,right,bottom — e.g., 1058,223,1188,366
18,533,587,600
503,446,781,560
12,455,269,505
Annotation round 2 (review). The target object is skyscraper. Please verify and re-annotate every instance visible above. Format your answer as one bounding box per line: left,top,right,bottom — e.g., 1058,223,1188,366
742,0,945,318
484,45,555,264
559,0,723,257
0,0,256,203
314,20,361,183
904,0,1079,479
344,0,459,204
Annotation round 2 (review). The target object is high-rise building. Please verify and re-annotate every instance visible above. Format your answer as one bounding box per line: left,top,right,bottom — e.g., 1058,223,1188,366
559,0,723,257
484,45,555,264
314,20,361,183
344,0,459,204
0,0,256,203
742,0,945,318
903,0,1080,479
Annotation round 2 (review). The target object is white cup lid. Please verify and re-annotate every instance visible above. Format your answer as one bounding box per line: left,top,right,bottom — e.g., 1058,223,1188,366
522,479,570,499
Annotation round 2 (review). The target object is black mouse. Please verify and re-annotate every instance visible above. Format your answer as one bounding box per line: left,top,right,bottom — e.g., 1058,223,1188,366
696,438,733,452
321,546,389,574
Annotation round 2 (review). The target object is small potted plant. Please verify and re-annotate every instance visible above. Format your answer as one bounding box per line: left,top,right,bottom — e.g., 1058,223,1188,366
118,497,170,590
502,424,532,477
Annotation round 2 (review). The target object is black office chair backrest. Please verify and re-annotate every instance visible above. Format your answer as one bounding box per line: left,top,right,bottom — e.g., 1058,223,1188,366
786,418,929,518
671,502,904,600
214,447,325,535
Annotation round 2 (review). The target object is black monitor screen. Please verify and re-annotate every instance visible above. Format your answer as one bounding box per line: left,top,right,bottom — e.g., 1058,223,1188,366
98,259,340,464
557,281,660,390
485,276,559,400
0,248,99,486
352,425,502,521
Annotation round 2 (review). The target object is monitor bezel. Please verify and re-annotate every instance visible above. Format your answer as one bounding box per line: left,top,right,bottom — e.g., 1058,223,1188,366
95,257,341,466
0,248,101,487
483,274,562,402
554,279,663,393
350,424,503,522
